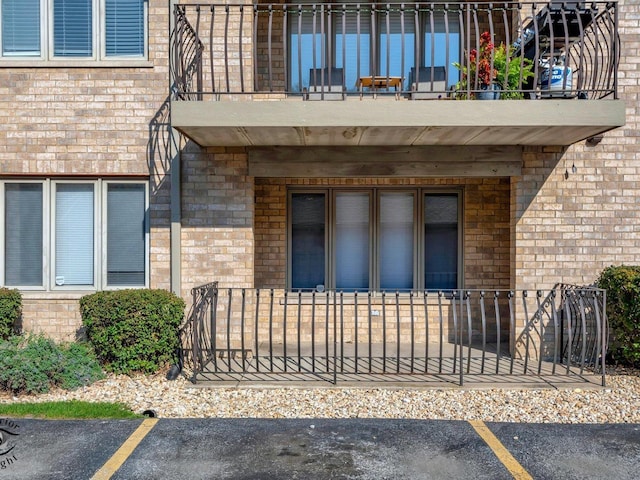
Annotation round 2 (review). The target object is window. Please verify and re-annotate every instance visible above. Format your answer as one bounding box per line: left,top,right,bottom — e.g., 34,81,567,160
54,183,95,286
288,4,460,92
1,179,148,290
4,183,44,286
288,189,461,291
0,0,146,61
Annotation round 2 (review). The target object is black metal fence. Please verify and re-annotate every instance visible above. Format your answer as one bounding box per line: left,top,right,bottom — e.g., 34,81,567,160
179,284,607,385
172,2,619,100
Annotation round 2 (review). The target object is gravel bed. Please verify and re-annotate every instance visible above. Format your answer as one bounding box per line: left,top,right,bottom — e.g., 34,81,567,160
1,369,639,423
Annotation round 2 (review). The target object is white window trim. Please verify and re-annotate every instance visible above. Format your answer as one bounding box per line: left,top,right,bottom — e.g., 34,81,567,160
0,178,149,292
50,180,100,291
0,0,148,63
0,179,49,291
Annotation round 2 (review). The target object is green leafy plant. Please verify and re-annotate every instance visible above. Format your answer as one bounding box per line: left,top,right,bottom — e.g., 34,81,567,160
453,31,534,99
0,335,104,395
0,287,21,340
80,289,185,374
596,265,640,367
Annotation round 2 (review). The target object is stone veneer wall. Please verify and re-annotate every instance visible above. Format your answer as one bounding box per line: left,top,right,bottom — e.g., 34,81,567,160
0,1,171,340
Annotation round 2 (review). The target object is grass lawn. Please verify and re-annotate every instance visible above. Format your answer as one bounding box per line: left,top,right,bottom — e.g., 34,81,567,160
0,400,142,419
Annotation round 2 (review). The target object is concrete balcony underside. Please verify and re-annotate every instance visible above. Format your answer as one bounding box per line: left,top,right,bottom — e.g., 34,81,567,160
172,99,625,148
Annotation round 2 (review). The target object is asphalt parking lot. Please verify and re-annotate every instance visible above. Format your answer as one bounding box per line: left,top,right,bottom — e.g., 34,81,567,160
1,418,639,479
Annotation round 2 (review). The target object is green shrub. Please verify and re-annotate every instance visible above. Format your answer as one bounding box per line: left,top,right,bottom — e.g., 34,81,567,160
55,342,105,390
596,265,640,367
0,287,22,340
0,335,104,395
79,289,185,374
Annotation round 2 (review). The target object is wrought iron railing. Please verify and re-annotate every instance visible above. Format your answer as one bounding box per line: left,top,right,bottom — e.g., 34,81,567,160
172,2,619,100
179,284,607,385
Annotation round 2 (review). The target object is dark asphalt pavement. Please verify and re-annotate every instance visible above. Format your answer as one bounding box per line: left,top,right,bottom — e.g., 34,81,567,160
1,418,639,479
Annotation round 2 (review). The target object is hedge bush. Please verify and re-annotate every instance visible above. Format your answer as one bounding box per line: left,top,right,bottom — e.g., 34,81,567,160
0,335,104,395
596,265,640,367
79,289,185,374
0,287,21,340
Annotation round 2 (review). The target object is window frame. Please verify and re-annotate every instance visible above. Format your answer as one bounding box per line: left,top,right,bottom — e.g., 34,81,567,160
0,178,149,292
0,179,49,291
101,179,150,289
0,0,148,63
51,180,99,290
287,187,463,292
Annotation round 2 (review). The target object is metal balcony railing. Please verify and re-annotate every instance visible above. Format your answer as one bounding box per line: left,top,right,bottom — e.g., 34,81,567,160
172,2,619,101
179,284,608,385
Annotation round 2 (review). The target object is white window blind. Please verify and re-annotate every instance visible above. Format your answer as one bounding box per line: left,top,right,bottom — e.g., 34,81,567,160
105,0,144,57
54,0,92,57
55,184,94,286
107,184,145,285
335,193,369,290
1,0,40,56
4,184,43,286
379,192,414,290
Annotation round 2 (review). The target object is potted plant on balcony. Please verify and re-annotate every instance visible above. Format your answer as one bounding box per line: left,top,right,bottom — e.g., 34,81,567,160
454,31,534,99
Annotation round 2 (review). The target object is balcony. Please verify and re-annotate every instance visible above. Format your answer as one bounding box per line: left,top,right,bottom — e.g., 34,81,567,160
171,2,624,149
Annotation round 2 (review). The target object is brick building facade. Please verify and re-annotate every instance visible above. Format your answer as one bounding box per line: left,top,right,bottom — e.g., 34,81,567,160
0,1,635,343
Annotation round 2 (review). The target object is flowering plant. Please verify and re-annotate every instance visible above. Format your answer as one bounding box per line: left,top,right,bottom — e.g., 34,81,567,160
454,31,534,99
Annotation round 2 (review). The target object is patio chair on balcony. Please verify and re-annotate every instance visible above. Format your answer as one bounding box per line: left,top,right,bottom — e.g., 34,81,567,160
409,67,447,100
304,68,346,101
537,2,594,38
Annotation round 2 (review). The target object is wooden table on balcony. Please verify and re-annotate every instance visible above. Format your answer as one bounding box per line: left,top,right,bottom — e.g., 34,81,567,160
357,76,403,99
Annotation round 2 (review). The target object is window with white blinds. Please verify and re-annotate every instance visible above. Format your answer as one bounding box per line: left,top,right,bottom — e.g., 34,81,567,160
53,0,92,57
0,0,146,60
289,188,460,291
379,192,414,290
0,179,147,290
105,0,144,57
4,184,43,286
335,192,369,290
1,0,40,56
55,183,95,285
